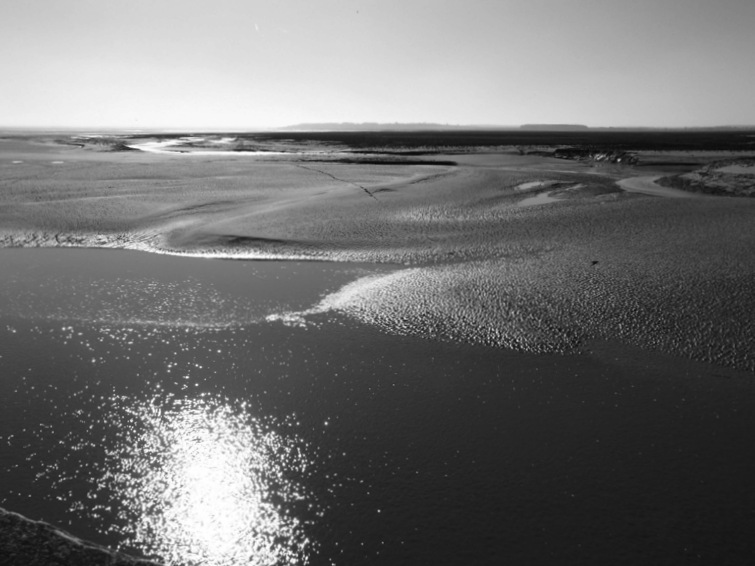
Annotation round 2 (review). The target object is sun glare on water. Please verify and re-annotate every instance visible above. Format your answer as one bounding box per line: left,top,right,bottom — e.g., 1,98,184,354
101,394,316,566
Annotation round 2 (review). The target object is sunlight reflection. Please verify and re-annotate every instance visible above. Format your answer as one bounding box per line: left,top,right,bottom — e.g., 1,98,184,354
102,393,316,566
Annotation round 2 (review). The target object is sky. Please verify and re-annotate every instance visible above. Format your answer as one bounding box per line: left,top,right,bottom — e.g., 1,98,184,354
1,0,754,129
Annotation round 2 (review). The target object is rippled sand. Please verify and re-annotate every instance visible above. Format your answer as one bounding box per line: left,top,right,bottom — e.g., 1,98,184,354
1,138,754,371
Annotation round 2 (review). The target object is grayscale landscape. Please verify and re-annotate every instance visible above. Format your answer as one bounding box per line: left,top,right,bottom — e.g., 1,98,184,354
2,1,755,565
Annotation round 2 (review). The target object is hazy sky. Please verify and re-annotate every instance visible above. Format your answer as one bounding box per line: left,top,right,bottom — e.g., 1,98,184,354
2,0,754,129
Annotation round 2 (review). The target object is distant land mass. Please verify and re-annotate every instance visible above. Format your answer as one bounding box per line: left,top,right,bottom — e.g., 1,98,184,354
273,123,755,133
520,124,589,131
276,122,519,132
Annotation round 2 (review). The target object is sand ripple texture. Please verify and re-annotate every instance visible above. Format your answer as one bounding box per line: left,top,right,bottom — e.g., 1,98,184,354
281,192,755,372
311,251,754,371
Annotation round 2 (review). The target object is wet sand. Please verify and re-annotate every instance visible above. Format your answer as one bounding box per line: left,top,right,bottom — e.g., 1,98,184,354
2,137,754,371
616,175,699,198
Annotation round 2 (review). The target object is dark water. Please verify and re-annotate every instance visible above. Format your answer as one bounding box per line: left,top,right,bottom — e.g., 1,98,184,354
2,248,755,565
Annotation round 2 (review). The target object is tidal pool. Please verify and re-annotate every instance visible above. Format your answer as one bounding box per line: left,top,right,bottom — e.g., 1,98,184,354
2,248,755,565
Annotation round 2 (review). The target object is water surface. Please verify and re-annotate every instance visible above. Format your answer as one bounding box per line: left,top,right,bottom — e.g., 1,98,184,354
2,248,755,565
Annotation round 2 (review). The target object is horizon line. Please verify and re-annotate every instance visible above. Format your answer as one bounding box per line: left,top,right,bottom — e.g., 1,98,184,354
3,123,755,133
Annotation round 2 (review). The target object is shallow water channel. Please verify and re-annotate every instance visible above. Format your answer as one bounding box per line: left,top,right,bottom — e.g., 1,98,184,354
1,248,755,565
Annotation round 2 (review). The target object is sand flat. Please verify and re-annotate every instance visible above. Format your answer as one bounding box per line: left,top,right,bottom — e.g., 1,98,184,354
1,136,754,371
616,175,699,198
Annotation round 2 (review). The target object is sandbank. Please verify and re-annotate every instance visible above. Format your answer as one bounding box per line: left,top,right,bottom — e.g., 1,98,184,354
1,135,754,372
